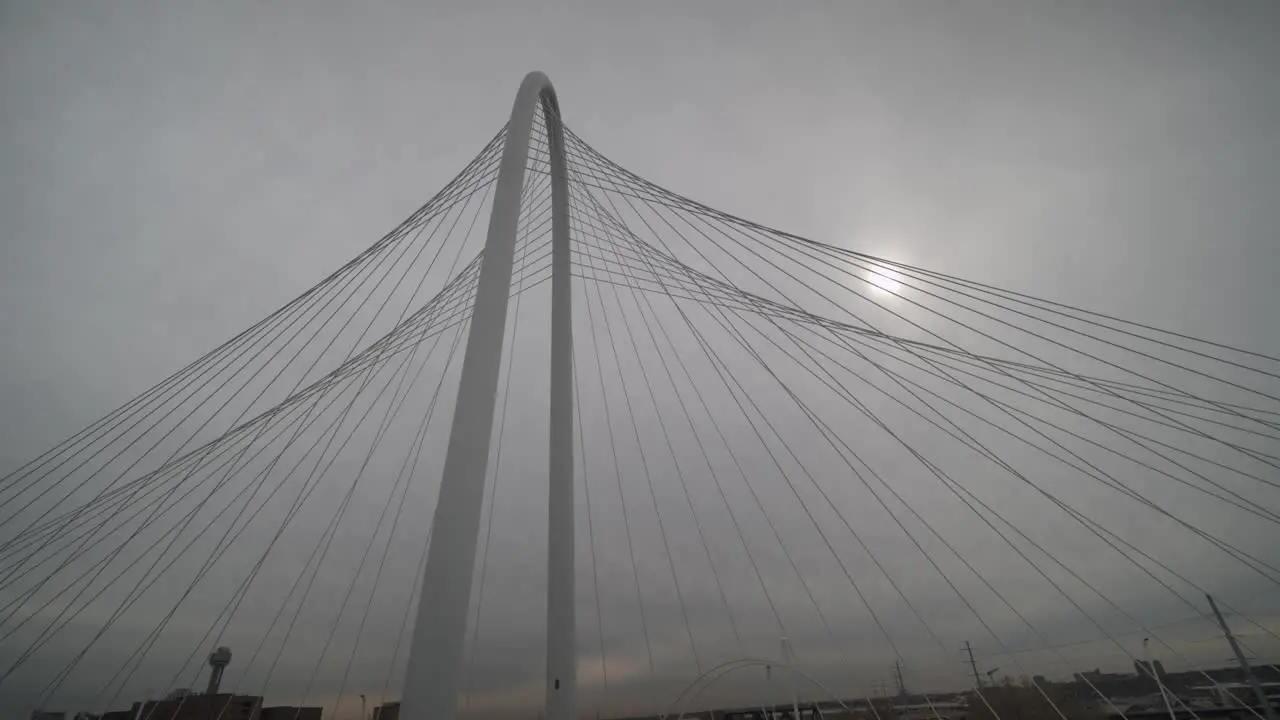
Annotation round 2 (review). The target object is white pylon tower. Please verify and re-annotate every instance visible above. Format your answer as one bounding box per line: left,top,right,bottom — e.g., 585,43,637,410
400,72,575,720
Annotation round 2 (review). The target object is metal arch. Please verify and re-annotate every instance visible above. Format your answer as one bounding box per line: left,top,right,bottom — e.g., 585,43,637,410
400,71,575,720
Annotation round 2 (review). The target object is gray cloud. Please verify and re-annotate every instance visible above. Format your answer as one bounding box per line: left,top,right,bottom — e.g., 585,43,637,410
3,2,1279,719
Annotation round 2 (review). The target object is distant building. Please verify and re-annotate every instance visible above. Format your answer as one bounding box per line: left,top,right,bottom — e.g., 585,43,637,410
31,712,66,720
1073,668,1129,685
260,707,322,720
371,702,398,720
130,693,261,720
1066,667,1149,699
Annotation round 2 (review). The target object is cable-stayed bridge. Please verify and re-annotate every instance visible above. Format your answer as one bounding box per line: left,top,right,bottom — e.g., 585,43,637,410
1,72,1277,720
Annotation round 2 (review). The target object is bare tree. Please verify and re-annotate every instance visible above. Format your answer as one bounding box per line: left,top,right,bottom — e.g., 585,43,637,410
968,683,1104,720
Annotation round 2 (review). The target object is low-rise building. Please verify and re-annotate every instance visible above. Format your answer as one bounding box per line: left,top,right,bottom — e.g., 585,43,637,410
259,707,322,720
130,693,262,720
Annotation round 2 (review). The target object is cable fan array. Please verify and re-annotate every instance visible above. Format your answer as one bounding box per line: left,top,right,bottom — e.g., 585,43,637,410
0,103,1276,720
551,121,1279,717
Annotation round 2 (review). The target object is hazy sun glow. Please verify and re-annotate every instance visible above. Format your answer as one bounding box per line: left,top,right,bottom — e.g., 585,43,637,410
867,265,902,295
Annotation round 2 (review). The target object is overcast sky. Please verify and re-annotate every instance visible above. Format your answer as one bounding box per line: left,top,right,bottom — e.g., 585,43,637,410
3,2,1280,719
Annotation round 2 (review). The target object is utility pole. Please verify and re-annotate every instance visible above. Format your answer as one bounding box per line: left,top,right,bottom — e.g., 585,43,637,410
1209,593,1277,720
893,660,907,698
963,642,983,688
359,694,367,720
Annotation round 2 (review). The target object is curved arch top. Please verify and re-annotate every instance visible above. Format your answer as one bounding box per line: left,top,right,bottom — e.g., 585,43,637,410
400,72,575,720
517,69,561,116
